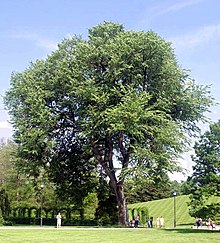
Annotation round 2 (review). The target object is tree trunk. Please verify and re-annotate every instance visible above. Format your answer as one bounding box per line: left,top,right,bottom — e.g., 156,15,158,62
92,138,128,225
114,183,127,225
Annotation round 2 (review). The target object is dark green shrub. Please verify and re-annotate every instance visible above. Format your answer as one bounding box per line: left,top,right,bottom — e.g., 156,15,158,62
97,212,111,226
141,209,148,226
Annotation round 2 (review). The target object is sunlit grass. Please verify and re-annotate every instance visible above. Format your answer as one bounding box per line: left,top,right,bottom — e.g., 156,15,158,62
128,195,195,227
0,227,219,243
128,195,220,228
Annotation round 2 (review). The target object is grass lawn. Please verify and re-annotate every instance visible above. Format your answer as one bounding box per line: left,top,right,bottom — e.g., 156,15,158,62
0,227,220,243
128,195,220,228
128,195,195,227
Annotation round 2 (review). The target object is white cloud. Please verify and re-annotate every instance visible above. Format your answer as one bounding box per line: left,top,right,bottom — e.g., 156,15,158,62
11,32,58,51
0,121,12,129
137,0,203,30
169,24,220,51
150,0,203,17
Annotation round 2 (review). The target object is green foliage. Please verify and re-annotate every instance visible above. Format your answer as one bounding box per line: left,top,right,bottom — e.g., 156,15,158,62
0,141,17,198
4,22,213,224
190,203,220,222
95,175,118,225
0,188,11,218
83,192,98,219
140,209,148,226
125,173,175,204
0,141,100,225
0,141,38,208
0,208,4,225
188,120,220,219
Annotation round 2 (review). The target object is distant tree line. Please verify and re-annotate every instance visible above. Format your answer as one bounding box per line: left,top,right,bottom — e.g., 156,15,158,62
0,140,189,225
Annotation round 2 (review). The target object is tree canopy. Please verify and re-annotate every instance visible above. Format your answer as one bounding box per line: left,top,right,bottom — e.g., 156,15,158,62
188,120,220,219
4,22,213,224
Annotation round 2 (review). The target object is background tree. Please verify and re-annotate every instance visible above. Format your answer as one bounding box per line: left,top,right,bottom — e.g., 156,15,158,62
0,141,23,206
0,142,61,210
124,174,190,204
125,173,173,204
188,120,220,220
0,141,99,225
4,22,213,225
0,188,10,219
0,141,17,194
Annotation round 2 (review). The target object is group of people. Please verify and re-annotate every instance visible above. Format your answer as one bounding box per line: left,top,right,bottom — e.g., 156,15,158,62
196,217,216,229
205,218,216,229
129,215,165,228
129,215,140,228
155,216,165,228
56,213,218,230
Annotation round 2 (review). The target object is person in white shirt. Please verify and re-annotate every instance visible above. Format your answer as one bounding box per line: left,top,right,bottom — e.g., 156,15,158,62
56,212,62,228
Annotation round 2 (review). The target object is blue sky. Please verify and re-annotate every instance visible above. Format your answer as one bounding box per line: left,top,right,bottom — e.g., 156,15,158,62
0,0,219,180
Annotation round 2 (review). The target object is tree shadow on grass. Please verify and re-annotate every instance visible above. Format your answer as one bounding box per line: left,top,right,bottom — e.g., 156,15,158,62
164,228,220,234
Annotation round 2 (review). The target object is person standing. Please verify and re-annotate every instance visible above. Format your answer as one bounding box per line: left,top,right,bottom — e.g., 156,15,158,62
56,212,62,228
159,216,164,228
148,217,153,228
134,215,140,228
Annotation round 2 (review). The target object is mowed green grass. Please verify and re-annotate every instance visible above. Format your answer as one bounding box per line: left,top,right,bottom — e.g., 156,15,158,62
128,195,220,228
0,228,220,243
128,195,195,227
